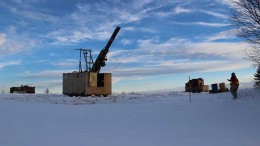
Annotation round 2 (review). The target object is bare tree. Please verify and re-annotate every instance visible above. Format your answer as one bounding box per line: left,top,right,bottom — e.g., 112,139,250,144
230,0,260,65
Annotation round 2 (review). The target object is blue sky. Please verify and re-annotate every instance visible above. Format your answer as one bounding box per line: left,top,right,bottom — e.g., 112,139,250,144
0,0,256,93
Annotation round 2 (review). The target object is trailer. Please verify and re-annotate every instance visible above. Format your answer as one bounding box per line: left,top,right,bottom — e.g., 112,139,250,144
10,85,35,94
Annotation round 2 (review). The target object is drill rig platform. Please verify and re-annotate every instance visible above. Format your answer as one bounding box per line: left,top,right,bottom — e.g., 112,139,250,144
63,26,120,96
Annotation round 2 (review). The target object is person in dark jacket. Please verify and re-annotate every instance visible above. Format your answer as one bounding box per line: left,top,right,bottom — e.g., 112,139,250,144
227,72,239,99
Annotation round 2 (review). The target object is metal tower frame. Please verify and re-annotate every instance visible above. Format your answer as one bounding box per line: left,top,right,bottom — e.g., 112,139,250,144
75,48,94,72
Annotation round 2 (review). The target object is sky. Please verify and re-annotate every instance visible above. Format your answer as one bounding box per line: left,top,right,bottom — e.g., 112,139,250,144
0,0,256,93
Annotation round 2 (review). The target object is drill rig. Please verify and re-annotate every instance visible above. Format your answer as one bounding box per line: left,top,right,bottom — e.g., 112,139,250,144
63,26,121,96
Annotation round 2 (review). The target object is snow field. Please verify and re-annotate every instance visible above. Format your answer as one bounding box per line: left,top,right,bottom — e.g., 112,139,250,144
0,88,260,146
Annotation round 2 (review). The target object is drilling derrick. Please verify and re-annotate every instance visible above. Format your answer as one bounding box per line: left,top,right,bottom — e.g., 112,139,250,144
91,26,121,73
63,26,121,96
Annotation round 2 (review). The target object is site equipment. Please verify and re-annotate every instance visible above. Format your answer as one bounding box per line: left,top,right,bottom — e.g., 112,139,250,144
10,85,35,94
185,78,204,93
209,82,228,93
63,26,121,96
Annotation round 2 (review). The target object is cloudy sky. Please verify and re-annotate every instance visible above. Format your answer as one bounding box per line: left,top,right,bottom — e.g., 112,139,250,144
0,0,255,93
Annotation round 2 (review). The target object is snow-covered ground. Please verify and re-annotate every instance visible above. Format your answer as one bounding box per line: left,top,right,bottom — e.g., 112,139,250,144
0,88,260,146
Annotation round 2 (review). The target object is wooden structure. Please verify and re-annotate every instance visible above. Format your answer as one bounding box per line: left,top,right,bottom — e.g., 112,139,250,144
63,26,120,96
63,72,111,96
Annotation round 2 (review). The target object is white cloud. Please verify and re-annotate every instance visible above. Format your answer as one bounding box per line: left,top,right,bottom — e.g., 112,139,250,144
206,29,238,41
187,41,249,59
109,55,145,64
19,10,58,22
192,22,229,27
2,1,57,23
68,3,142,32
112,76,146,84
156,7,191,17
0,27,38,56
46,29,94,44
174,7,191,14
0,33,6,45
48,52,57,57
139,27,157,33
107,50,138,64
105,36,252,78
121,39,132,45
22,70,74,78
172,21,229,27
3,0,229,46
155,6,227,19
35,79,62,88
123,27,157,34
11,0,46,4
44,1,180,44
124,27,135,31
51,59,78,68
201,10,228,19
131,0,153,9
109,37,248,66
0,61,20,69
118,10,142,22
109,59,250,77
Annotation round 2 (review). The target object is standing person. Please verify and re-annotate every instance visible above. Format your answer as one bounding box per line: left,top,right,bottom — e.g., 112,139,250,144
227,72,239,99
